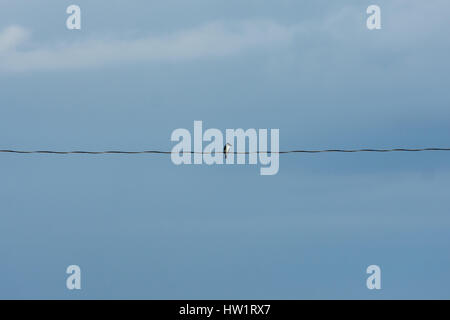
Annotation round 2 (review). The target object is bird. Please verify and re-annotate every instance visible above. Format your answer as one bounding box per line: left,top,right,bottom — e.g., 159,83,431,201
224,143,232,159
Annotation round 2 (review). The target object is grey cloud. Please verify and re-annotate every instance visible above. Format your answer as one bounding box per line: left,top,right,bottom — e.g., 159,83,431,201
0,20,300,72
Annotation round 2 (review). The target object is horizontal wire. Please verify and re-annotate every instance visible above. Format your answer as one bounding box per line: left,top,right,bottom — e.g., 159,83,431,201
0,148,450,155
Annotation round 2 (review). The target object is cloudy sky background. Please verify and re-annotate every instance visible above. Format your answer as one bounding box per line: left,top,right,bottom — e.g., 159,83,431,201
0,0,449,298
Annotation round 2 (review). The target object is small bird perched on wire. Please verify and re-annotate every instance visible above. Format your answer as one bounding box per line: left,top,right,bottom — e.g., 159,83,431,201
224,143,232,159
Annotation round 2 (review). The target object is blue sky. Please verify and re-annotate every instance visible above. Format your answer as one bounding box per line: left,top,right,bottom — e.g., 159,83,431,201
0,0,449,299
